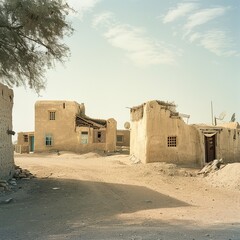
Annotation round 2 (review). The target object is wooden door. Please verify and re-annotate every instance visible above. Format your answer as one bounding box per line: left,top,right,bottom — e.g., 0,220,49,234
205,135,216,163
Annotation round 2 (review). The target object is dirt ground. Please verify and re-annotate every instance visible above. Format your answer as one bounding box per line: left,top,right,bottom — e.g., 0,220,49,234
0,152,240,240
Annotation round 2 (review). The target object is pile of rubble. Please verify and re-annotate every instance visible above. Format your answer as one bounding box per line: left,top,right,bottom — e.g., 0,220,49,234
0,165,34,193
198,159,225,176
14,165,34,179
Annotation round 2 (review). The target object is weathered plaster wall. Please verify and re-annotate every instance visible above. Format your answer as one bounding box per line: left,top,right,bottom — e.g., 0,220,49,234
0,83,14,179
130,100,201,165
105,118,117,152
35,101,116,153
131,100,240,165
196,123,240,164
35,101,80,152
130,104,147,163
145,101,201,164
218,123,240,162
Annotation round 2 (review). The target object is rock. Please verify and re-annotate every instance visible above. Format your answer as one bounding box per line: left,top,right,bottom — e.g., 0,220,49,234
0,187,5,191
0,182,7,188
18,173,27,178
9,180,17,186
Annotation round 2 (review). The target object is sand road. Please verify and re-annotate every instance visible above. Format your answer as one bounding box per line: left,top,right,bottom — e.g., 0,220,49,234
0,152,240,240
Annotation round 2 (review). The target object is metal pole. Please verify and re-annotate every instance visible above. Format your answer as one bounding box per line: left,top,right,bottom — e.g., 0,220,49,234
211,101,214,125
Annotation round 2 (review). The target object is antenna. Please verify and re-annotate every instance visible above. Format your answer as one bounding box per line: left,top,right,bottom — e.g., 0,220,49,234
211,101,214,125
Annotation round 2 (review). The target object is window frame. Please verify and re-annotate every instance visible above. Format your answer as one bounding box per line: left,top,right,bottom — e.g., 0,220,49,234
49,111,56,120
81,131,89,144
167,136,177,147
116,135,124,143
93,130,106,143
45,134,53,146
23,134,28,143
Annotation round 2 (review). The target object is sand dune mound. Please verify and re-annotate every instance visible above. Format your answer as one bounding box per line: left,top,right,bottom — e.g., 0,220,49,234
206,163,240,190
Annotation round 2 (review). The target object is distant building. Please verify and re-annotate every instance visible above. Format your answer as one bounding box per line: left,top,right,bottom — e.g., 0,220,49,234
33,101,117,153
15,132,34,154
0,83,14,179
130,100,240,165
116,130,130,147
116,129,130,153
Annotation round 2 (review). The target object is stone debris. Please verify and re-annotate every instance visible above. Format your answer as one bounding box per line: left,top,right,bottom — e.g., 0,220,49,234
0,166,34,193
0,180,11,192
14,165,34,179
198,159,224,176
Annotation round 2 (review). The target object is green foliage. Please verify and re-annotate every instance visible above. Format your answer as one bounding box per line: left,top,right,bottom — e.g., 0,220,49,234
0,0,73,93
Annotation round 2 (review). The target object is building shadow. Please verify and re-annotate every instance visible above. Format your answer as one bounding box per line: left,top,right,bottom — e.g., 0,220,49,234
1,178,240,239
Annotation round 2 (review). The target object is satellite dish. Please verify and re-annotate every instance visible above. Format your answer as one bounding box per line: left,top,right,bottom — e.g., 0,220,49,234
230,113,236,122
218,111,226,120
124,122,130,130
214,111,226,125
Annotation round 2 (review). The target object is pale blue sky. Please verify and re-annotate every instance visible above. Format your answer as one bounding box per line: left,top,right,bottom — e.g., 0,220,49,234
13,0,240,139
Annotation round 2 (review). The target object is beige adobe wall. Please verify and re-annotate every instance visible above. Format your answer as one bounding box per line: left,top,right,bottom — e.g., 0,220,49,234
75,127,106,153
145,101,201,164
35,101,80,152
35,101,117,153
116,130,130,147
194,123,240,165
130,101,202,164
105,118,117,152
130,104,147,163
0,83,14,179
75,123,117,153
218,123,240,162
217,127,240,163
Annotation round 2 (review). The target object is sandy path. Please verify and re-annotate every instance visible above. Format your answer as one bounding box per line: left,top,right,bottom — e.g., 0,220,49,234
0,152,240,240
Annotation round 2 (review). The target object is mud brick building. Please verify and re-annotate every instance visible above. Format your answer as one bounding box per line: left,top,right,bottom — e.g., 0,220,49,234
0,83,14,179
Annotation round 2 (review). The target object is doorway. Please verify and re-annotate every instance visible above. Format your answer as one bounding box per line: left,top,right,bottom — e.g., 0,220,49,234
30,136,34,152
204,135,216,163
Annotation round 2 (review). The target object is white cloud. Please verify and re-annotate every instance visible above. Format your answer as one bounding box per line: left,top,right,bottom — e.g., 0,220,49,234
188,32,201,43
92,12,114,28
93,14,181,66
200,30,238,56
162,3,238,57
184,7,227,32
188,30,238,56
163,3,198,23
67,0,100,19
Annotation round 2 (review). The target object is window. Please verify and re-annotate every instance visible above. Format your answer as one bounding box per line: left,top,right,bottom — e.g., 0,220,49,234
23,135,28,143
117,135,124,143
93,130,106,143
168,136,177,147
81,132,88,144
45,134,53,146
49,111,56,120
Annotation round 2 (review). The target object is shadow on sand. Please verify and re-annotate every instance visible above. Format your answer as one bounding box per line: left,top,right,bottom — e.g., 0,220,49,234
0,178,239,240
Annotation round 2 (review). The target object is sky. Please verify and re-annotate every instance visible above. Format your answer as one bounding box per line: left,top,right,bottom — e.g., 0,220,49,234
12,0,240,140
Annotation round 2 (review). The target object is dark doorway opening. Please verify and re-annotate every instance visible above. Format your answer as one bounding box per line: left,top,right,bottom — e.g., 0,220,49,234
204,135,216,163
